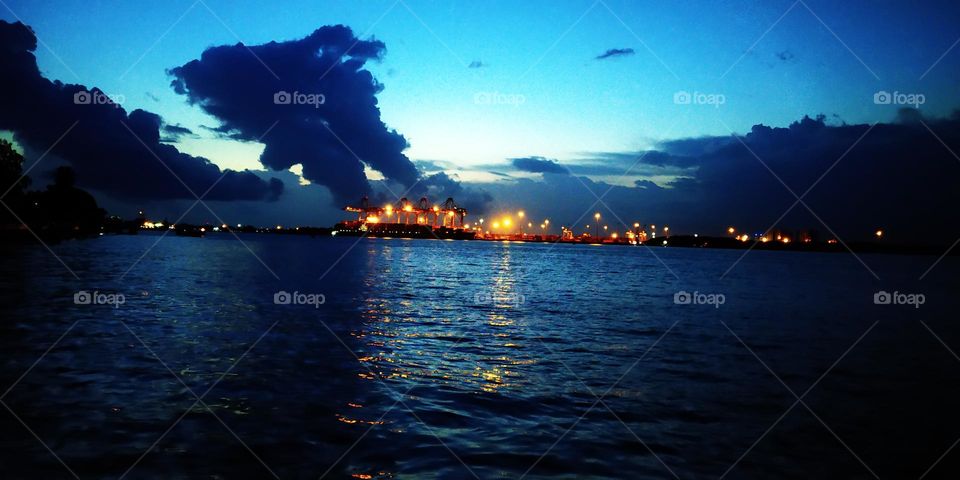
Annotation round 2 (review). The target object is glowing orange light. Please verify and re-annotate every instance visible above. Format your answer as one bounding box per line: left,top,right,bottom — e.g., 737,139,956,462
728,226,735,234
403,205,412,212
875,229,884,238
366,216,380,223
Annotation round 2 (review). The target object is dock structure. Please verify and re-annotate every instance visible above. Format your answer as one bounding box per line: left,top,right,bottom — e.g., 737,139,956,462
344,196,468,229
336,195,474,239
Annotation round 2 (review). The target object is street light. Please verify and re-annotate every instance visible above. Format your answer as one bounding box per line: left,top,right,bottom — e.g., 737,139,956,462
594,212,601,240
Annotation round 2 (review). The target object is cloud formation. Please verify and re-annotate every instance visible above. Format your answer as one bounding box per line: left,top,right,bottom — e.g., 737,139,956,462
169,24,421,204
0,20,282,202
482,113,960,244
595,48,635,60
511,156,568,174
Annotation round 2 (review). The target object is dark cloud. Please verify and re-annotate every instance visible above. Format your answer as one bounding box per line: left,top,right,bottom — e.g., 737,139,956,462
776,50,795,61
481,113,960,244
419,172,492,213
169,24,421,205
468,60,486,68
511,156,569,174
0,20,282,202
161,123,197,142
595,48,635,60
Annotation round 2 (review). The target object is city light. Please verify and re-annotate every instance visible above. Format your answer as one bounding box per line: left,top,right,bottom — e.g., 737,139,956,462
728,226,735,234
875,229,884,238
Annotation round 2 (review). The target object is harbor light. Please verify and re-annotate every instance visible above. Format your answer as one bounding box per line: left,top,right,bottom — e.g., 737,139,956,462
492,221,500,229
503,218,512,227
518,210,525,218
875,229,884,238
728,226,735,234
544,219,550,225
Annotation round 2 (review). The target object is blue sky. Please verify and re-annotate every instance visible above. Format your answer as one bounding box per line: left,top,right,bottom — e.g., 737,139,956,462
4,0,959,175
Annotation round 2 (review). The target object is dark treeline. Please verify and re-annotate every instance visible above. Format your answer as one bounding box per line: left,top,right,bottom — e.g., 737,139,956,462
1,139,106,241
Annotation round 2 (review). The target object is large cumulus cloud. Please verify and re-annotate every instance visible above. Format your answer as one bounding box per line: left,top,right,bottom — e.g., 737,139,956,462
169,25,420,204
0,20,282,202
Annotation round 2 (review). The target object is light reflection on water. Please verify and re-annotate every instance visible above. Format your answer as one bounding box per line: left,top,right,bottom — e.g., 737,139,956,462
1,234,958,479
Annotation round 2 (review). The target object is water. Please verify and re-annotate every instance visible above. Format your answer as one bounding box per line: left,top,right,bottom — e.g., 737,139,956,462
1,233,958,479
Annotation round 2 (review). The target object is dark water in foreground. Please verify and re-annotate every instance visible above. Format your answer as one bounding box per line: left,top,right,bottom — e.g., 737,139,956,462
1,233,959,479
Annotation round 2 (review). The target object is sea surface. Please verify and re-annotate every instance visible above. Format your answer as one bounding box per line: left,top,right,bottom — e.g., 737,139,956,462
1,233,959,479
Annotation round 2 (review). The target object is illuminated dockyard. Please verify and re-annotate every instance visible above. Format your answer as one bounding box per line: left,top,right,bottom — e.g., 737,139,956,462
334,196,476,239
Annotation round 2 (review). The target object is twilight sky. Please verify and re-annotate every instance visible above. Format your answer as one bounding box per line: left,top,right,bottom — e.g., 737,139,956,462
2,0,960,242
